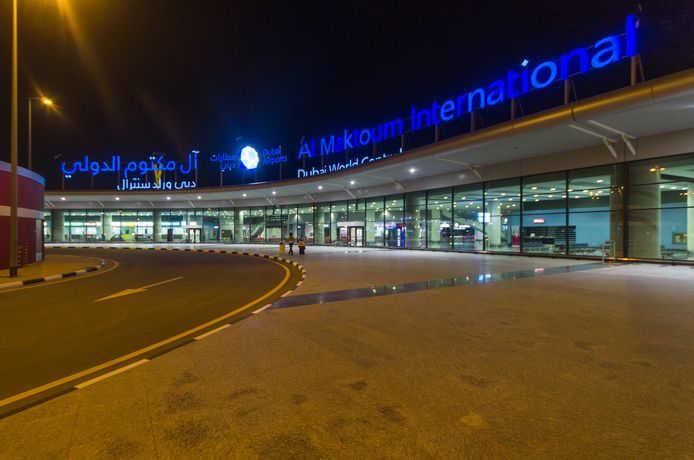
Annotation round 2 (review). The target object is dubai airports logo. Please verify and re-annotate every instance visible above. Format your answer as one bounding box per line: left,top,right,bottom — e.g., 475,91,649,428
240,146,260,170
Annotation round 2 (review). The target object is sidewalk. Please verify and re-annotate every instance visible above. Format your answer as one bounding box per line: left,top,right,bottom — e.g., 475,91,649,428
2,244,694,458
0,254,104,283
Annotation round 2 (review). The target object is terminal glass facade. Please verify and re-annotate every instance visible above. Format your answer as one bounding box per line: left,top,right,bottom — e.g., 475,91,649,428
46,153,694,261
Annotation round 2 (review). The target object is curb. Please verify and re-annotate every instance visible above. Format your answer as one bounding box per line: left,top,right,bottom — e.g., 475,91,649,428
0,259,107,291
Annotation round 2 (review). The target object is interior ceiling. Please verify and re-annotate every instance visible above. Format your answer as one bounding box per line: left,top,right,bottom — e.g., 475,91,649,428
46,72,694,206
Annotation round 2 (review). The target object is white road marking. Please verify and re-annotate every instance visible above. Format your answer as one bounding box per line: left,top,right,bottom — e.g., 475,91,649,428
194,324,230,340
253,304,273,314
74,359,149,389
94,276,183,302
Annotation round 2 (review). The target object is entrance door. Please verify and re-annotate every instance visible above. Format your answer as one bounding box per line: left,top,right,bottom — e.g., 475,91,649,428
349,226,365,247
188,228,201,243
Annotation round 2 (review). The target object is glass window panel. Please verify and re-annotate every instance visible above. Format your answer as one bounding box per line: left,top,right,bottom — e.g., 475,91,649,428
427,188,452,249
85,211,103,242
43,211,52,242
219,209,235,242
628,153,694,187
629,183,690,209
136,210,153,242
404,191,426,248
522,213,566,254
246,207,265,243
297,204,314,243
384,194,404,247
366,198,384,246
315,203,331,244
568,165,623,212
454,184,484,251
523,172,565,195
203,209,219,242
569,211,623,257
331,201,348,245
569,164,623,190
628,207,692,260
484,179,520,252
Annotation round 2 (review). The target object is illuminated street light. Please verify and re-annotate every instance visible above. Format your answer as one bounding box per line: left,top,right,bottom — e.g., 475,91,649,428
28,96,55,170
8,0,18,276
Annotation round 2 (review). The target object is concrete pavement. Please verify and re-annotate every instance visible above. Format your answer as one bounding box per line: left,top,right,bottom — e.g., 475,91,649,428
1,244,693,458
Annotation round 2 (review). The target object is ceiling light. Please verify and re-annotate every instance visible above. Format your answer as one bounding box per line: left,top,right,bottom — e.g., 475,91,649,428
242,193,247,197
166,196,171,200
115,197,120,201
596,179,604,183
409,168,416,173
350,180,355,185
318,185,323,190
197,195,201,199
272,191,276,195
60,197,66,201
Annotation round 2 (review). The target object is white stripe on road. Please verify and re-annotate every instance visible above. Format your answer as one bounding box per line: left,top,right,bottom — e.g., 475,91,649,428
74,359,149,389
194,324,230,340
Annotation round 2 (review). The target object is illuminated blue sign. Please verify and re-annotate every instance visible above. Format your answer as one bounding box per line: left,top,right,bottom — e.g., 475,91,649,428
297,151,400,178
240,146,260,169
60,151,199,191
297,15,639,162
262,146,287,165
210,152,239,171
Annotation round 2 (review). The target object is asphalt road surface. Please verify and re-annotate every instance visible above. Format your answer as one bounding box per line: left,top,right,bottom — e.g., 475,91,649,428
0,248,300,415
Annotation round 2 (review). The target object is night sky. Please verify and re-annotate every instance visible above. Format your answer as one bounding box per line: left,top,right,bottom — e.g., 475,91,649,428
1,0,693,189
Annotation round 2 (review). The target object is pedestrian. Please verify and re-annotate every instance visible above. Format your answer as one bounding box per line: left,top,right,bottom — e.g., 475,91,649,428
287,232,295,255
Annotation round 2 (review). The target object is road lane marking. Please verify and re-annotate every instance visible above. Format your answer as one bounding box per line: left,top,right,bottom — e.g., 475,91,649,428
0,259,292,409
94,276,183,302
253,304,273,314
194,324,230,340
74,359,149,389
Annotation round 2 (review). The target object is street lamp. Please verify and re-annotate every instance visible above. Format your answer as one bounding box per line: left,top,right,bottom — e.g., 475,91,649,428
9,0,18,277
28,96,54,170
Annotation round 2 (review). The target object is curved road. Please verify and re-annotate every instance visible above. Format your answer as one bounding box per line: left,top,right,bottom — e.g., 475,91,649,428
0,248,301,415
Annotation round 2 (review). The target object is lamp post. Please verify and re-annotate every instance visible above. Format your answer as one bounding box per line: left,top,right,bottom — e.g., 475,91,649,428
9,0,19,277
28,97,53,170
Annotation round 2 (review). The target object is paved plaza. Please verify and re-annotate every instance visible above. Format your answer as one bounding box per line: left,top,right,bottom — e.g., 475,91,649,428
1,245,693,458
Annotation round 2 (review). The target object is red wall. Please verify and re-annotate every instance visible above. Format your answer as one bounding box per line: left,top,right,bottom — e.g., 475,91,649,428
0,162,45,270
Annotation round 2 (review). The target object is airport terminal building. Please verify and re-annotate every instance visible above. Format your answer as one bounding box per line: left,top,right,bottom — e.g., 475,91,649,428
42,17,694,263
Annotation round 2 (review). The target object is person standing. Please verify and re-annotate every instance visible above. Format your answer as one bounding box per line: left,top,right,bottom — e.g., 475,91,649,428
287,232,295,255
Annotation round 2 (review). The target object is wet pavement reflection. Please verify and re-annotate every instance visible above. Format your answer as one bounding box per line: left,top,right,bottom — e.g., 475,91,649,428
272,262,608,309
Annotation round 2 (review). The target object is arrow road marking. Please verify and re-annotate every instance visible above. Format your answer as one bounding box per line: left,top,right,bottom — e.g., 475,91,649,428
94,276,183,302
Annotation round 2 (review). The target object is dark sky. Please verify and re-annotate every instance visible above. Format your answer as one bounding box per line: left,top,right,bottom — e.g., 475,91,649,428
1,0,693,189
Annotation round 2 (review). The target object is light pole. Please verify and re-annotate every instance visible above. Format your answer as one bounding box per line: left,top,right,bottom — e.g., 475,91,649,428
9,0,19,277
28,97,53,170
